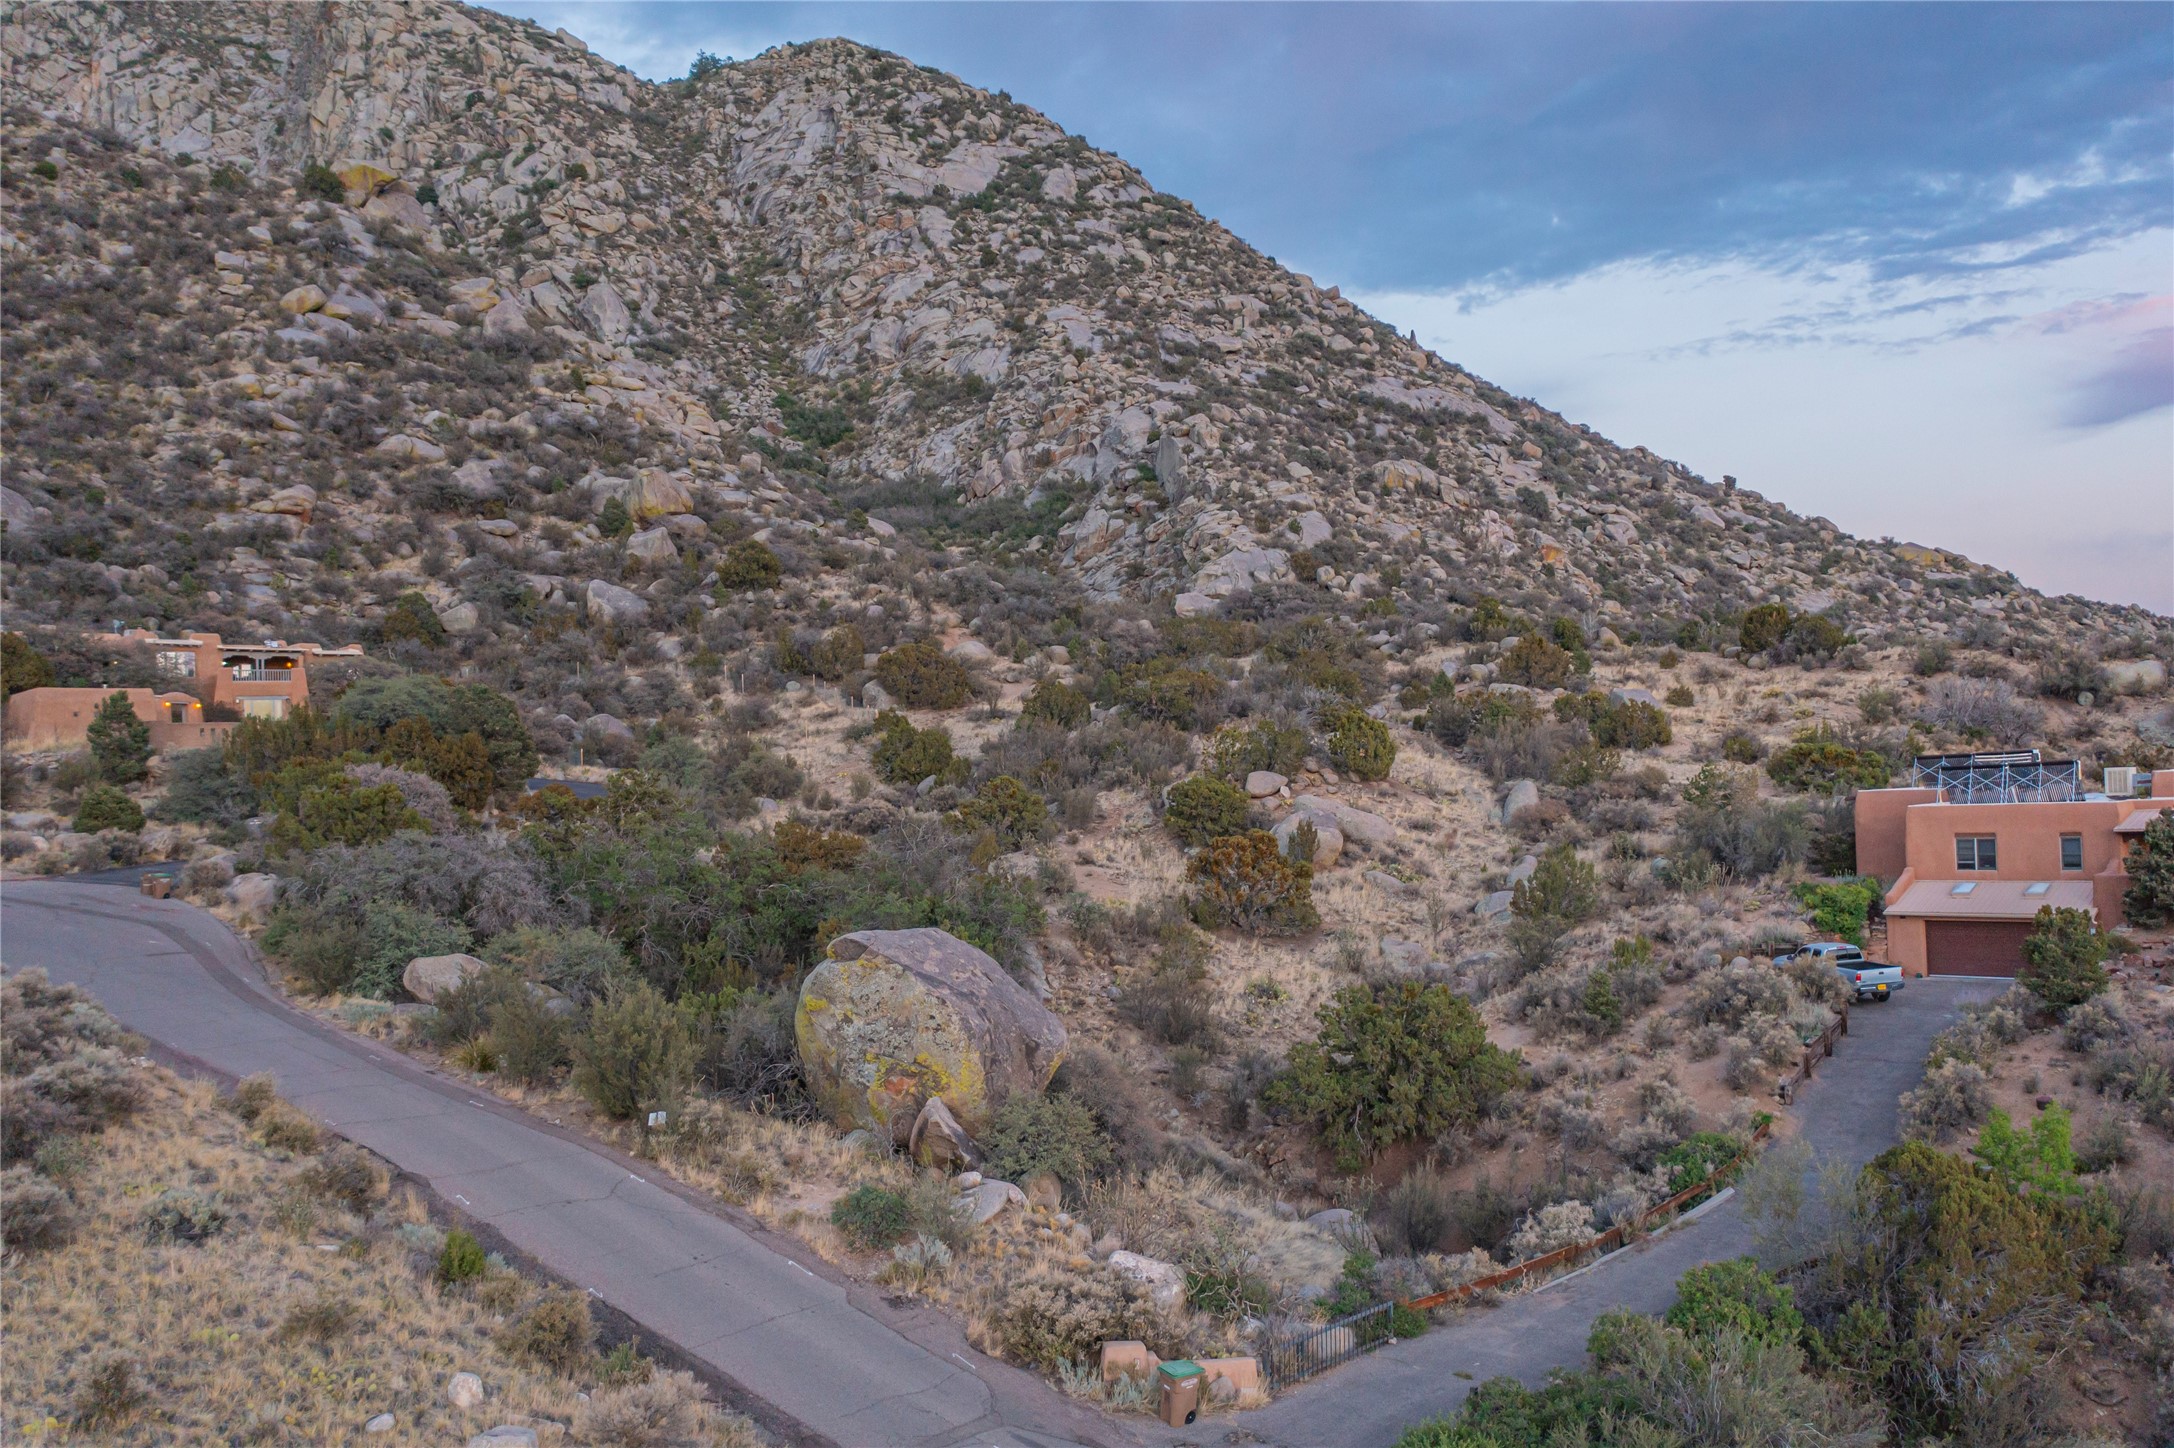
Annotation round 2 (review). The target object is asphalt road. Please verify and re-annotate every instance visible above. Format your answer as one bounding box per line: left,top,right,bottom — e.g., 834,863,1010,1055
4,879,1122,1448
1232,974,2005,1448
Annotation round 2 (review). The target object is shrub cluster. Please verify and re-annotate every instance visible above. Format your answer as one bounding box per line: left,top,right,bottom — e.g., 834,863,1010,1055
874,640,972,709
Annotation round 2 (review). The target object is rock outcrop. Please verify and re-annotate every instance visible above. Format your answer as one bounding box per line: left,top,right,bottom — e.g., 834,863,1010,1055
794,928,1068,1141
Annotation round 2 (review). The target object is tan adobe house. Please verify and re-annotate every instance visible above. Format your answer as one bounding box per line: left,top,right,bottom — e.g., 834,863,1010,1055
3,630,362,753
1855,751,2171,978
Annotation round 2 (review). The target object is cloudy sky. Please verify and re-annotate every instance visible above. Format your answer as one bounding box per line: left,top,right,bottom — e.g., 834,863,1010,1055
488,2,2174,613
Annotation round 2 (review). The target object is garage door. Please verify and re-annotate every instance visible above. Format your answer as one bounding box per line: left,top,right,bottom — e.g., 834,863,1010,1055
1925,920,2033,977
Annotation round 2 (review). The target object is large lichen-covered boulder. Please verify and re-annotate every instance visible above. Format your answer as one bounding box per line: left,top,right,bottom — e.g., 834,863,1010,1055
795,928,1067,1141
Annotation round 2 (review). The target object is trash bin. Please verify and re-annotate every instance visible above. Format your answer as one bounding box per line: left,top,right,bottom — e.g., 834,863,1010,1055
1157,1359,1204,1427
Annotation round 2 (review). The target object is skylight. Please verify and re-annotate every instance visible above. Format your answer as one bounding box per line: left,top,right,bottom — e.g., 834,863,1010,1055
2024,882,2051,896
1950,882,1976,895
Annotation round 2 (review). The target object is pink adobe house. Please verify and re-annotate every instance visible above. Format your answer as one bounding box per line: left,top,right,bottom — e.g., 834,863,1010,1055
1855,751,2171,978
3,630,363,754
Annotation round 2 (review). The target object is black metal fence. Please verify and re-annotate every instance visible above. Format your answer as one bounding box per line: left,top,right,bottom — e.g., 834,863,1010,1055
1260,1301,1401,1391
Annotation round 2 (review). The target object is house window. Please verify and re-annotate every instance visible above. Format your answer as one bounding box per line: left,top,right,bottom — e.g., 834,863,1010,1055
155,649,197,678
2060,834,2083,871
1955,835,1997,871
238,697,287,720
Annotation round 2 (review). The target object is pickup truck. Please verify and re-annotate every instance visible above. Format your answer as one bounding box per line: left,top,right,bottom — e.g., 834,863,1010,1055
1782,942,1905,1004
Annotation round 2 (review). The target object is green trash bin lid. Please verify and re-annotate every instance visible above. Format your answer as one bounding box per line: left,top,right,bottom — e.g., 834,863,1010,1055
1157,1360,1205,1382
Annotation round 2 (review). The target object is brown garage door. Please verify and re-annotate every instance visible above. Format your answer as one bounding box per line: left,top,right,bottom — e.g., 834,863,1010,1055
1925,920,2033,977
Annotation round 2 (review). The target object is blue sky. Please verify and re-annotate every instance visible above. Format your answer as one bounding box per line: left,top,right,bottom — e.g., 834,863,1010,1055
489,2,2174,613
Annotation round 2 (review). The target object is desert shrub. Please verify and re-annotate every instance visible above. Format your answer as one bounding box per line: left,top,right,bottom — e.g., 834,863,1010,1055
225,1073,280,1124
805,623,866,681
2033,651,2110,702
984,1266,1167,1371
1322,703,1395,780
72,782,144,833
1970,1103,2076,1197
1378,1166,1461,1255
144,1186,230,1244
715,537,782,590
1683,960,1792,1030
256,1103,321,1154
1186,829,1318,934
1502,1199,1596,1260
1739,603,1792,654
154,747,258,827
1019,677,1090,729
334,676,538,793
1655,1131,1743,1195
260,904,366,995
574,980,694,1121
379,590,448,647
1912,641,1953,676
2121,812,2174,927
572,1369,728,1447
980,1092,1115,1191
2061,997,2129,1055
298,162,345,200
1720,730,1764,763
1666,1258,1803,1348
1765,727,1889,794
270,774,427,853
1553,692,1672,750
1802,1141,2115,1442
486,989,570,1086
70,1353,149,1431
485,924,627,1004
1268,982,1522,1170
1497,633,1578,689
86,691,151,785
1110,658,1225,730
869,709,965,786
1779,612,1851,662
1511,843,1599,927
875,640,972,709
2,631,55,696
1,1165,77,1251
344,900,470,1000
1209,716,1307,780
831,1184,913,1249
2018,905,2108,1010
1898,1058,1993,1143
277,1292,360,1345
1118,926,1220,1049
710,734,805,819
435,1227,488,1284
500,1287,596,1374
301,1143,386,1214
1919,676,2042,740
1791,877,1883,946
2074,1115,2131,1175
344,762,460,831
1162,774,1251,846
3,1048,147,1165
949,775,1048,850
428,965,531,1046
1673,764,1808,879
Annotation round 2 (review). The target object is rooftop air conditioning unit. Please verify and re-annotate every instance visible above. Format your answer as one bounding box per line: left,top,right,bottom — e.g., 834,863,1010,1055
2104,766,2139,797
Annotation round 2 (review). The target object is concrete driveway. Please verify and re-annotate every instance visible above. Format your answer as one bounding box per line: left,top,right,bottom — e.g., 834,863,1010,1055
4,879,1124,1448
1231,975,2006,1448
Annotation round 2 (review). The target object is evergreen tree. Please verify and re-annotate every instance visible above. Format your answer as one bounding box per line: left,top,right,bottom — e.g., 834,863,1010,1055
2122,812,2174,928
87,691,151,784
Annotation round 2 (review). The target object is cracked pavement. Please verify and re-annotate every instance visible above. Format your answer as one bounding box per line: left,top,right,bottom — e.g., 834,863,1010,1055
5,880,1125,1448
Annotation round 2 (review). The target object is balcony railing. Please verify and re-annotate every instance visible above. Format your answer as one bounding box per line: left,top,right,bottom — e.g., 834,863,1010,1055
228,667,295,683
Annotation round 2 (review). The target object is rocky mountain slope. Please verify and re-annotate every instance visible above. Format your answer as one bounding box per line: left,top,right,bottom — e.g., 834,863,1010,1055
2,0,2164,730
